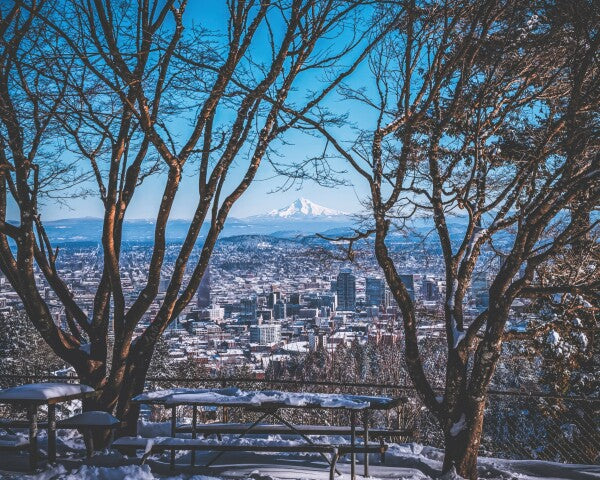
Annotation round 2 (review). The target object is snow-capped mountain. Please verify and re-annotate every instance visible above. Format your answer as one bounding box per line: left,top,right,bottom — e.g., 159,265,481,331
24,198,353,243
265,197,348,218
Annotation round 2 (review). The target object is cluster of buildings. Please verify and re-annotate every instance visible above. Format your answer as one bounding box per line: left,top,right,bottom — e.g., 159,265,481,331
0,237,509,378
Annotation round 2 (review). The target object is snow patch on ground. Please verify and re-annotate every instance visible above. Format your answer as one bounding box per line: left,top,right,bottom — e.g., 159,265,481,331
0,428,598,480
547,330,561,346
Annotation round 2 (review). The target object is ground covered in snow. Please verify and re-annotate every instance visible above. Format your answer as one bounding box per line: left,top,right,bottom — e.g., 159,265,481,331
1,438,599,480
1,420,598,479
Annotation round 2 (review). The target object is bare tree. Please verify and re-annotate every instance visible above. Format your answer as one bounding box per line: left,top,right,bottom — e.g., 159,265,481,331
0,0,394,438
280,0,599,477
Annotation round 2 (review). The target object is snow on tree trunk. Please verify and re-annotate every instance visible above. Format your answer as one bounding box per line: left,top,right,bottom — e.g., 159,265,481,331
443,399,486,480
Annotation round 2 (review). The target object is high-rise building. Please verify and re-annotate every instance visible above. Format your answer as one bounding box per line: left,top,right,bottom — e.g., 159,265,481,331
307,294,337,310
200,304,225,322
422,277,439,301
197,269,211,308
336,268,356,311
240,298,257,321
472,272,489,311
273,301,287,320
249,324,281,345
289,292,302,305
159,277,170,293
365,277,389,307
399,274,415,302
267,291,281,309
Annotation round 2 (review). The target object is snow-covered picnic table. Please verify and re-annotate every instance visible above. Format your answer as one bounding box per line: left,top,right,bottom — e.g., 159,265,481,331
133,387,402,410
0,382,96,469
132,387,407,479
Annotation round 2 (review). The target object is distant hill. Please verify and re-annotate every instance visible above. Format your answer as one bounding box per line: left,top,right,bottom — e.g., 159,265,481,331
13,198,503,246
15,198,354,243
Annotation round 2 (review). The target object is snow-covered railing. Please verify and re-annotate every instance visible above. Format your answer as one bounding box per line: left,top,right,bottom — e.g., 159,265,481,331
1,373,597,401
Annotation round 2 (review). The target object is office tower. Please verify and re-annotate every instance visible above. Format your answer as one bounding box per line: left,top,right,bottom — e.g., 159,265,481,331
289,292,302,305
159,277,170,293
273,301,287,320
336,268,356,311
422,277,439,301
472,272,490,311
240,297,257,321
307,294,337,310
399,274,415,302
197,269,211,308
267,291,281,309
365,277,389,307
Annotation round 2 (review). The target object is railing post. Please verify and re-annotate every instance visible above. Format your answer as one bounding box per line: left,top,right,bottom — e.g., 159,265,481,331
350,410,356,480
191,405,197,467
170,405,176,470
363,410,370,477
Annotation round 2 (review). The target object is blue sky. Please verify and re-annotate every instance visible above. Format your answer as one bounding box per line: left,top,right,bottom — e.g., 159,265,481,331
33,1,375,221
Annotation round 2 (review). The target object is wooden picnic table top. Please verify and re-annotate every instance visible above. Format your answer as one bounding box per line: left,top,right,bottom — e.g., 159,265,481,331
0,382,96,405
133,387,405,411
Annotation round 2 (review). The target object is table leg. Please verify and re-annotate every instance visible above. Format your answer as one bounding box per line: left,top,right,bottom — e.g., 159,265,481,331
27,405,38,471
47,403,57,463
271,411,341,476
350,410,356,480
329,447,339,480
191,405,197,466
170,405,176,470
205,411,271,467
363,411,369,478
84,428,94,458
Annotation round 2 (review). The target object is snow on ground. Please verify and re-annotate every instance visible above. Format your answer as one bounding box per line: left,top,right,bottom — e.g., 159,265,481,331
1,440,598,480
0,424,598,480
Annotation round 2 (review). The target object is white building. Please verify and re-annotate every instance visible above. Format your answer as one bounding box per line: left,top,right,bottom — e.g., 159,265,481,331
249,323,281,345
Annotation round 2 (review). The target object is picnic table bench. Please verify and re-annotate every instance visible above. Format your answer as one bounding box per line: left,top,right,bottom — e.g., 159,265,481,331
174,422,410,438
0,411,121,459
133,387,409,479
0,383,119,469
175,422,411,463
112,436,387,480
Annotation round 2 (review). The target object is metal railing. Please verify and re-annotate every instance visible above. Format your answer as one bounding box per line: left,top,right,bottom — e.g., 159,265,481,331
1,374,598,465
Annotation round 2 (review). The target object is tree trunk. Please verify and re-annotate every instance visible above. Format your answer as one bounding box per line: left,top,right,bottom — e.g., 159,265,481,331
115,346,156,437
65,345,151,449
442,398,486,480
76,359,116,450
